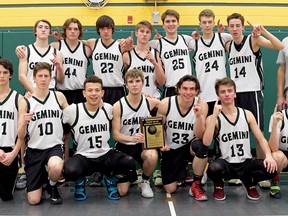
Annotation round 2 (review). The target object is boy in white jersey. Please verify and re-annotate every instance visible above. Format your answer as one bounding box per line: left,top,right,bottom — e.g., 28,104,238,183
17,62,68,205
112,69,160,198
16,19,64,190
276,36,288,110
149,9,194,97
0,58,23,201
157,75,209,201
85,15,133,105
62,75,136,200
17,19,64,93
123,20,165,100
267,87,288,199
193,9,232,115
203,77,277,201
226,13,283,131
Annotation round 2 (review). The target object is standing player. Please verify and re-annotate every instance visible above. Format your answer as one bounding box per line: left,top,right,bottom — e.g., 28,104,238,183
157,75,209,200
112,69,160,198
85,15,132,105
0,58,23,201
62,75,136,200
149,9,195,97
17,62,68,205
226,13,283,131
276,36,288,110
50,18,92,162
18,19,64,93
123,20,165,100
193,9,232,115
16,19,64,189
203,77,277,201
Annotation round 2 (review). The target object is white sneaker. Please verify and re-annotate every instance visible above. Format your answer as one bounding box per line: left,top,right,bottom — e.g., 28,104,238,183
139,179,154,198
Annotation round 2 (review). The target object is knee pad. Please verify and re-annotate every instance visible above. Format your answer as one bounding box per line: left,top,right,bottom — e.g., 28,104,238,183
191,139,209,159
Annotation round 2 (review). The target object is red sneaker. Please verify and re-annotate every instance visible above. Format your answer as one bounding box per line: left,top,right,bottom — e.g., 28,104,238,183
189,180,208,201
246,185,260,200
213,182,226,201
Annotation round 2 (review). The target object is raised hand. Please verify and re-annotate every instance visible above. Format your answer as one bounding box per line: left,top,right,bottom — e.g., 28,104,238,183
153,29,162,40
15,45,26,59
217,19,225,33
193,97,202,117
52,27,61,41
191,28,200,40
247,20,264,37
213,99,222,116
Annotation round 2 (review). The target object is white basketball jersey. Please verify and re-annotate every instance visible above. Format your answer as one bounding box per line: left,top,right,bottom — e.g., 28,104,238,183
229,35,264,92
70,103,111,158
127,47,161,99
57,40,89,90
159,35,192,87
216,108,252,163
0,90,19,147
165,96,197,149
119,95,151,145
92,39,124,87
26,91,63,149
278,109,288,151
193,33,227,102
27,44,57,89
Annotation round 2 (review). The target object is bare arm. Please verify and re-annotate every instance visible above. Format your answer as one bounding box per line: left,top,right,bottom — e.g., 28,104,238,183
53,51,64,84
152,51,165,86
56,91,69,110
247,110,277,173
18,49,35,93
268,107,283,152
277,64,286,110
193,99,208,139
248,21,284,51
122,52,130,71
203,100,221,146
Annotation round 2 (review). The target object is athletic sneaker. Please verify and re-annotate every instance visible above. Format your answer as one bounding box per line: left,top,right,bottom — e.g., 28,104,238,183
245,185,260,201
258,180,271,189
104,176,120,200
139,179,154,198
185,166,194,183
189,180,208,201
16,173,27,190
132,169,143,185
74,178,87,201
153,170,163,187
213,182,226,201
46,184,63,205
89,172,103,187
270,181,281,199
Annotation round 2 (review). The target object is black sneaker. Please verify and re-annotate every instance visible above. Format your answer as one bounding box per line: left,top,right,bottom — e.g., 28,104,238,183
270,181,281,199
46,184,63,205
89,172,103,187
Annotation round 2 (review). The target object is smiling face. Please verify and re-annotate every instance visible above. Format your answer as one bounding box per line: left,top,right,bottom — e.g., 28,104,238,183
177,80,199,104
162,15,179,36
83,82,104,107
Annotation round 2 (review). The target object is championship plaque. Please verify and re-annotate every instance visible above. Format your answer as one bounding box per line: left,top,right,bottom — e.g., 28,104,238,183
140,117,164,149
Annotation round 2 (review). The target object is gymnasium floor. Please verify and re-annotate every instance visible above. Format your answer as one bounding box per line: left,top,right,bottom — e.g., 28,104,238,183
1,174,288,216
